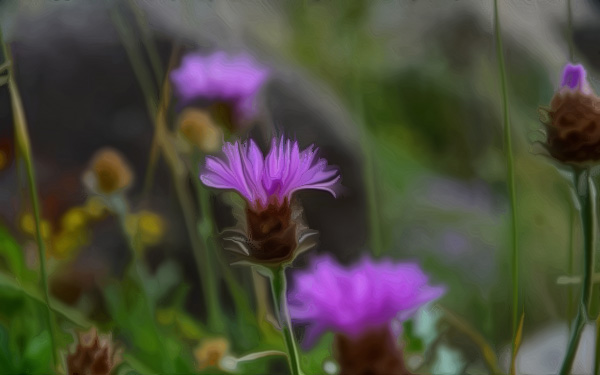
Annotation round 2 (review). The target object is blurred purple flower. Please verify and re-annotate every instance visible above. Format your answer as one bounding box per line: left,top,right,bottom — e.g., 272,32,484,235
288,255,444,346
560,63,589,93
170,51,269,122
200,137,340,211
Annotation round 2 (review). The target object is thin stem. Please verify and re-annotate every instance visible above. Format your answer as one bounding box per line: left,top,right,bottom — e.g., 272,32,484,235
494,0,520,364
108,3,227,332
567,0,574,62
560,169,596,375
110,195,175,375
353,67,383,256
595,315,600,375
5,51,59,368
568,203,575,331
269,267,304,375
191,152,255,330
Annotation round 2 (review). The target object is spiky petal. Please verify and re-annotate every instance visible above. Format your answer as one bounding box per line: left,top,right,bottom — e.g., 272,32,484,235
200,138,340,211
288,255,444,346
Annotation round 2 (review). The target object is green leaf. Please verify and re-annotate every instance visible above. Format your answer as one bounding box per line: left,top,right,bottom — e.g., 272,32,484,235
0,225,25,280
21,330,51,374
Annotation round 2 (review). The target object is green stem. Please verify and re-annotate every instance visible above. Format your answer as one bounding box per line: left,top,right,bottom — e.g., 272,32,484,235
595,315,600,375
111,195,175,375
567,0,574,62
191,152,255,328
4,51,59,368
568,203,575,331
560,169,596,375
269,267,303,375
494,0,520,360
108,2,227,332
353,68,382,256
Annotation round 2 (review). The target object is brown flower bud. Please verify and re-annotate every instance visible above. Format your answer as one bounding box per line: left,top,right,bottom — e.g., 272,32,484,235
194,337,229,370
85,148,133,195
544,90,600,164
178,108,223,153
66,328,120,375
333,325,411,375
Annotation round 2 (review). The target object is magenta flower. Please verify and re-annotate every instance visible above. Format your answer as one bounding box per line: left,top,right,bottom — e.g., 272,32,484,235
288,255,444,346
200,137,340,211
170,51,269,122
560,63,590,93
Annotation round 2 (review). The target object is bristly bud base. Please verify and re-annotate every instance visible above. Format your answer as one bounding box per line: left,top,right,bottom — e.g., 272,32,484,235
223,199,317,267
333,325,411,375
543,90,600,165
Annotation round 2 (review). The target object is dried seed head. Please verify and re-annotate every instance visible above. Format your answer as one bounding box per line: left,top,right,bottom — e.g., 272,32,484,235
85,148,133,195
178,108,223,153
194,337,230,370
66,328,120,375
333,325,411,375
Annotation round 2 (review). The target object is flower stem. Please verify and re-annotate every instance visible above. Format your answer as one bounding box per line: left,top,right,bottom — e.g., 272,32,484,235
269,267,304,375
4,45,59,368
595,315,600,375
110,195,175,374
560,169,596,375
493,0,520,368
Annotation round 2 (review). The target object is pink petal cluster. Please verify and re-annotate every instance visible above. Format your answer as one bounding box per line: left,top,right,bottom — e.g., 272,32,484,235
288,255,444,345
170,51,269,121
200,138,340,210
560,63,591,93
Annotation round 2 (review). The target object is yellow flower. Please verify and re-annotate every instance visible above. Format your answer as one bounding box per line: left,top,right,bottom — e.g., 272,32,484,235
19,213,52,240
125,210,166,251
83,197,107,220
194,337,230,370
60,207,87,232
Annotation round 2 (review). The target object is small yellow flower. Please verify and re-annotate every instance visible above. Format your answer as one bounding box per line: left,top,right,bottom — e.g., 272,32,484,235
60,207,87,232
194,337,230,370
83,197,107,220
19,213,52,240
178,108,223,153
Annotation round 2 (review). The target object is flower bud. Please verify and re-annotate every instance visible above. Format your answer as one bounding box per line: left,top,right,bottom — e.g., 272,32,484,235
66,328,120,375
84,148,133,195
178,108,223,153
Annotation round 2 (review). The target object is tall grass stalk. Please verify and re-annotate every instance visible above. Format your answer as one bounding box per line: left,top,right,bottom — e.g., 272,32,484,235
109,5,228,332
560,169,596,375
493,0,520,371
3,42,59,368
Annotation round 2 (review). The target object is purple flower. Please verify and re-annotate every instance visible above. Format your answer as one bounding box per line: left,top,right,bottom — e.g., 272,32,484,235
200,137,340,211
170,52,269,122
560,63,590,93
288,255,444,346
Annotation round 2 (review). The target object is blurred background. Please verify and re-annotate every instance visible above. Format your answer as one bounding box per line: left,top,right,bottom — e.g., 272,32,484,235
0,0,598,374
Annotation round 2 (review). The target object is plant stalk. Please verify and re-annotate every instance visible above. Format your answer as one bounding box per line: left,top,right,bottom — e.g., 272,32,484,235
493,1,520,370
269,267,304,375
5,51,59,369
559,169,596,375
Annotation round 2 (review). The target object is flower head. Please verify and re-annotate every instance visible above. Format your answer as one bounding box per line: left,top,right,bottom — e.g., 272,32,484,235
288,255,444,345
83,148,133,195
66,327,121,375
170,52,269,124
561,63,589,92
200,137,340,211
540,63,600,165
